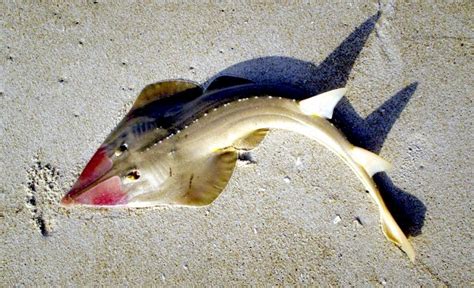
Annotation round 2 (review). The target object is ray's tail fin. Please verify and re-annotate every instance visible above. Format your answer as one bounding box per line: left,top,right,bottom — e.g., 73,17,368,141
380,208,416,262
351,146,415,262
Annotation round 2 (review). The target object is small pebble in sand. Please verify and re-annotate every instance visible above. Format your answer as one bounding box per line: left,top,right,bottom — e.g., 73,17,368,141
333,215,342,224
283,176,291,183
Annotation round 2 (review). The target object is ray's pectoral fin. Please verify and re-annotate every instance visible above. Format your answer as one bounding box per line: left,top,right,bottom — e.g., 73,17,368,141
178,131,269,205
205,75,254,92
128,148,238,207
176,147,238,206
130,80,203,112
106,80,204,143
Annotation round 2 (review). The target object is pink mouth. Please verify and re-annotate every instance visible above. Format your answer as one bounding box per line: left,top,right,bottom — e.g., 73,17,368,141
63,176,127,206
61,147,127,206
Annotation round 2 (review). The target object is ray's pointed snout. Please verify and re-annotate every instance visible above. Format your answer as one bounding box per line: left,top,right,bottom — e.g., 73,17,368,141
60,194,76,206
61,147,127,207
71,146,113,192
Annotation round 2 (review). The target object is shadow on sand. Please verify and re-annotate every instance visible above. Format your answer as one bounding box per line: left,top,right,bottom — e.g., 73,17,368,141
207,12,425,237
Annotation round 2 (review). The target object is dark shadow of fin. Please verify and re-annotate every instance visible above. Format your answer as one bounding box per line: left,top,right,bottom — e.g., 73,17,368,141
366,82,419,152
374,173,425,237
333,82,419,153
332,83,425,237
207,12,381,99
309,11,381,94
205,12,425,238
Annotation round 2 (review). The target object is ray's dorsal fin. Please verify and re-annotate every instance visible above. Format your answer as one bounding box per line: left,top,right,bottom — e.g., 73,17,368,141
131,80,203,111
233,129,269,150
351,147,392,176
299,88,346,119
205,76,255,92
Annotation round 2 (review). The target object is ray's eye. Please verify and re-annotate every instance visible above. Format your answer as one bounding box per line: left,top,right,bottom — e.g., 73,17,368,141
115,143,128,156
127,169,140,180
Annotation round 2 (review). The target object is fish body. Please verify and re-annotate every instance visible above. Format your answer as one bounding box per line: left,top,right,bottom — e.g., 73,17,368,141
61,77,415,261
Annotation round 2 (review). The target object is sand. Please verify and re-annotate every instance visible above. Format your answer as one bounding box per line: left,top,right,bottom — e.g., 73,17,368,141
1,1,472,286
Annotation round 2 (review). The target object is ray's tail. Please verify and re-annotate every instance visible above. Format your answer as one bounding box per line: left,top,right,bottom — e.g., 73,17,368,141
299,88,415,262
350,147,415,262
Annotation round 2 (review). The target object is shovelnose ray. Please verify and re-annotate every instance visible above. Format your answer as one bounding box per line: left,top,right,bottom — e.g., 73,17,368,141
61,77,415,261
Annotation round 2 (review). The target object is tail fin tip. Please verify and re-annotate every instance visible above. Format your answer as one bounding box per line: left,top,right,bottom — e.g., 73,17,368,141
381,214,416,262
